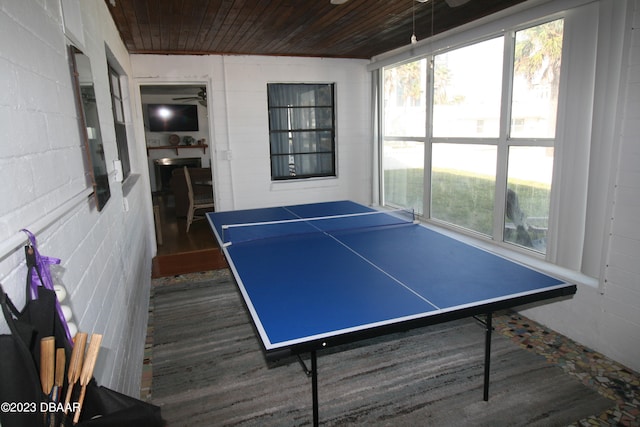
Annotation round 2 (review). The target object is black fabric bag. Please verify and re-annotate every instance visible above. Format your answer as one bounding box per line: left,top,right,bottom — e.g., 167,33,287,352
2,287,164,427
22,239,74,360
0,241,164,427
0,284,48,427
76,382,163,427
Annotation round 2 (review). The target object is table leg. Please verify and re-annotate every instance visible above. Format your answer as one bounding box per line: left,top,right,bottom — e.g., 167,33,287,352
153,205,163,245
311,350,319,427
483,312,493,401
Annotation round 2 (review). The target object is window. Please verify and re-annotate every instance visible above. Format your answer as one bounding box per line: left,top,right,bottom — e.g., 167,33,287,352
431,143,497,235
383,60,426,138
510,21,563,139
504,146,554,251
503,20,563,252
382,19,564,255
108,64,131,180
430,37,503,233
382,59,427,214
432,37,504,138
267,83,336,180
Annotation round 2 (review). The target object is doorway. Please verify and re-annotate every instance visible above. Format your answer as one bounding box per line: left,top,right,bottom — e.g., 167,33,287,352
139,84,224,276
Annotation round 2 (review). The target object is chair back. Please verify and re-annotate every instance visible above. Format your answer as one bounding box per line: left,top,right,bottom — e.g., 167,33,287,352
184,166,195,206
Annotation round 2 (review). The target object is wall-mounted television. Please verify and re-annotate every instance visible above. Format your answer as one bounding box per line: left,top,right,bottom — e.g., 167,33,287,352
147,104,199,132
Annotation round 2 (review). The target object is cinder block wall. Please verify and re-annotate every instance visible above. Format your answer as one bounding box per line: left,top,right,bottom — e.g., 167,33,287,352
521,0,640,374
0,0,154,396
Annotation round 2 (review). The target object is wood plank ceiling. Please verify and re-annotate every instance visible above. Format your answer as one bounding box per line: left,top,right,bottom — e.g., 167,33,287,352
105,0,526,59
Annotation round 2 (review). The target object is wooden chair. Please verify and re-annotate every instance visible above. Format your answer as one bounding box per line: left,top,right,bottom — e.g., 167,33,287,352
184,166,214,232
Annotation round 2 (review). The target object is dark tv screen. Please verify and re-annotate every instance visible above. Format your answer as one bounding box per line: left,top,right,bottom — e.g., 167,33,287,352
147,104,199,132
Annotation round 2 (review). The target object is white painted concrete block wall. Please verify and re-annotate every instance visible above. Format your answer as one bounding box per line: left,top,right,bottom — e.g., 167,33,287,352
0,1,154,396
131,54,372,211
521,0,640,373
600,0,640,369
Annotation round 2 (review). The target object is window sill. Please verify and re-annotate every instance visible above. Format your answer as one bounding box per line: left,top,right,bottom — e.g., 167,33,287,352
122,173,141,197
417,220,599,289
270,176,339,191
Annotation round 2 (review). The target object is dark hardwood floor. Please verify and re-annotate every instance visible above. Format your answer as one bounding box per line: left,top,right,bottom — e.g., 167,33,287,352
151,193,227,278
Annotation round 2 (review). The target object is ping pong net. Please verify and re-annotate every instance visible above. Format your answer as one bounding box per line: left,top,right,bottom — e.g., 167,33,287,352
221,208,416,246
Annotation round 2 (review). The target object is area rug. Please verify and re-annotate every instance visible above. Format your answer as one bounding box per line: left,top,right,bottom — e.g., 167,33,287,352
148,270,614,426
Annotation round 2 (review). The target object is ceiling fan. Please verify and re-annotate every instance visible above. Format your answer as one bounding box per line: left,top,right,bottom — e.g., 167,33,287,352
172,87,207,107
330,0,471,6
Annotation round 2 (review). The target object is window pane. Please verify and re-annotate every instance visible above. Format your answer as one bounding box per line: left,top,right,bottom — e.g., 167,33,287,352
270,131,333,155
431,144,496,235
505,146,553,253
433,37,504,138
383,59,427,137
110,71,120,98
271,153,334,179
510,19,564,139
115,123,130,179
268,84,332,107
269,107,332,130
114,101,124,123
383,140,424,214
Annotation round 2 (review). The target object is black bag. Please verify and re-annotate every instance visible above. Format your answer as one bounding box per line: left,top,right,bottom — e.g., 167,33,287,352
77,382,164,426
0,240,164,426
22,231,74,355
1,291,165,427
22,244,73,376
0,283,47,427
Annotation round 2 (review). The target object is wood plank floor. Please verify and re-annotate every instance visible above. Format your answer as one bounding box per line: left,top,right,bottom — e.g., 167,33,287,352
151,193,227,278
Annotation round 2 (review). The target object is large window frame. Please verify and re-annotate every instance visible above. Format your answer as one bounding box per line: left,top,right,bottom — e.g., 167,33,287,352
377,7,589,270
374,1,626,288
382,20,563,251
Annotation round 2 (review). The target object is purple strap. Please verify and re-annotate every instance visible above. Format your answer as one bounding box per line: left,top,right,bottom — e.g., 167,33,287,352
21,229,73,345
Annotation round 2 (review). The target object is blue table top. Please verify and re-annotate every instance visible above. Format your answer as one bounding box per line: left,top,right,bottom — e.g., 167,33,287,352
207,201,573,353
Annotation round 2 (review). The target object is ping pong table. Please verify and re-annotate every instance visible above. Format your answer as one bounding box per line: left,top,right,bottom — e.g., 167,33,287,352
207,200,577,425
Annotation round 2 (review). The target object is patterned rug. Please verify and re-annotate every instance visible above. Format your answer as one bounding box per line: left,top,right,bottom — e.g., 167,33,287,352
142,270,638,426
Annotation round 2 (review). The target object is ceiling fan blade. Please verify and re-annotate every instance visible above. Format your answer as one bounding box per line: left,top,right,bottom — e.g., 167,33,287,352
172,86,206,103
445,0,472,6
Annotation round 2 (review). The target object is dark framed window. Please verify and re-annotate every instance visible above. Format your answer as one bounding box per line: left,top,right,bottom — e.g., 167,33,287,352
108,64,131,180
267,83,336,180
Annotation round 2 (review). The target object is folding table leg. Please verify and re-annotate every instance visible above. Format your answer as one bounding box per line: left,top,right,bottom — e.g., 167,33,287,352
483,312,493,401
311,350,319,426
